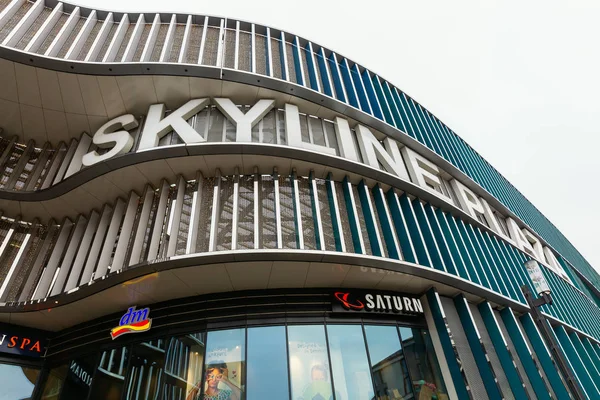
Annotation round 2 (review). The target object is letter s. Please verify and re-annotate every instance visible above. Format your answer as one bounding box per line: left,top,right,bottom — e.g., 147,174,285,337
82,115,138,167
365,294,375,310
8,336,17,348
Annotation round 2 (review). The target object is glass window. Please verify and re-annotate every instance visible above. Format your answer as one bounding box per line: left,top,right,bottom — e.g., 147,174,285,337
202,328,245,400
327,325,374,400
40,364,67,400
59,355,97,400
0,363,40,400
247,326,289,400
124,339,167,400
89,346,130,400
364,325,413,400
30,322,440,400
163,332,206,400
288,325,333,400
398,327,448,400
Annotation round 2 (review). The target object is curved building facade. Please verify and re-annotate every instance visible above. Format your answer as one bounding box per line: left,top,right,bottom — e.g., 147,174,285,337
0,0,598,399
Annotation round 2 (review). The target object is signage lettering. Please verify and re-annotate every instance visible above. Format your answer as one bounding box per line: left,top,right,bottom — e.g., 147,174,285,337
110,306,152,340
214,98,275,142
0,323,46,357
70,360,93,386
137,98,210,150
333,290,424,315
364,293,423,313
78,97,566,278
0,334,42,352
81,114,137,167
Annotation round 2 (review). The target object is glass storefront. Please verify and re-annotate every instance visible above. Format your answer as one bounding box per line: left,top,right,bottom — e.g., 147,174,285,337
36,322,447,400
0,363,40,400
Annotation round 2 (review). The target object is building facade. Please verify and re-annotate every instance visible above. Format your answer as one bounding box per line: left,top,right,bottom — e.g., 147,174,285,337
0,0,598,399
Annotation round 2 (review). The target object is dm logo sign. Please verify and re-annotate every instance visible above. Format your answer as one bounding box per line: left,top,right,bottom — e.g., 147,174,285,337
110,306,152,340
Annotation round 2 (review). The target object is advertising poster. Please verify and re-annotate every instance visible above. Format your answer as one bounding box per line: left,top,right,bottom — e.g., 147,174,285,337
288,325,334,400
525,260,551,295
203,329,245,399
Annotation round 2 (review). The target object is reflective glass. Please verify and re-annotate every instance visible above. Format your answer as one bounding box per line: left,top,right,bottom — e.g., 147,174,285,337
40,364,67,400
327,324,374,400
59,355,97,400
89,346,130,400
288,325,333,400
163,332,206,400
124,339,167,399
30,322,439,400
0,363,39,400
247,326,289,400
202,328,245,400
398,327,448,400
364,325,413,400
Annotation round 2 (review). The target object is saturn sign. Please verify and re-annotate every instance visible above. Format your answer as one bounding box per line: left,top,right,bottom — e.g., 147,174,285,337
333,290,424,315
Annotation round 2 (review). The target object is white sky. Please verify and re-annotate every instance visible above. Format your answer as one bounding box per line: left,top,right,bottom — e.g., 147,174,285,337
74,0,600,273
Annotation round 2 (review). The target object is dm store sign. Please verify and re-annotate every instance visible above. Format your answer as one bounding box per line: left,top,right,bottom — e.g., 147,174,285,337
110,306,152,340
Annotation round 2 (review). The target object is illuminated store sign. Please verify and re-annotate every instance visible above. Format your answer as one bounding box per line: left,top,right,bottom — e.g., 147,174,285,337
110,306,152,340
333,291,424,315
0,323,46,357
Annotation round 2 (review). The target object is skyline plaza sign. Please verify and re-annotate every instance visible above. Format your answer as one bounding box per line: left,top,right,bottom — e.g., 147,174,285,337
78,97,566,278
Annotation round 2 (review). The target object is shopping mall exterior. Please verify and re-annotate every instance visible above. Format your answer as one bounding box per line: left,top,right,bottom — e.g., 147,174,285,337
0,0,598,399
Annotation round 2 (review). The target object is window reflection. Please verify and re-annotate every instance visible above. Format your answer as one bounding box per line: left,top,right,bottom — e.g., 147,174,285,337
125,339,167,399
163,332,205,400
327,324,374,400
89,346,130,400
398,327,448,400
364,325,412,400
40,365,67,400
288,325,334,400
200,329,245,400
59,355,97,400
0,363,40,400
30,322,444,400
247,326,289,400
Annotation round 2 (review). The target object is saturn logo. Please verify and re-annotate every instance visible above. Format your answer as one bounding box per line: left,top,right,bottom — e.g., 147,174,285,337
334,292,365,310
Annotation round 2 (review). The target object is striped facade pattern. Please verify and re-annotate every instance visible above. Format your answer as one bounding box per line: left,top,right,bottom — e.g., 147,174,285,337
0,1,598,398
0,0,596,292
0,105,596,346
0,106,596,344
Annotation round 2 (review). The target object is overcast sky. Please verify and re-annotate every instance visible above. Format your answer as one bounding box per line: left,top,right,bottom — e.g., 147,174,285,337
74,0,600,273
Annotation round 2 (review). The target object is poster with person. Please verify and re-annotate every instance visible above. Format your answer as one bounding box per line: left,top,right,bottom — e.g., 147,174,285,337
187,329,245,400
288,325,335,400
